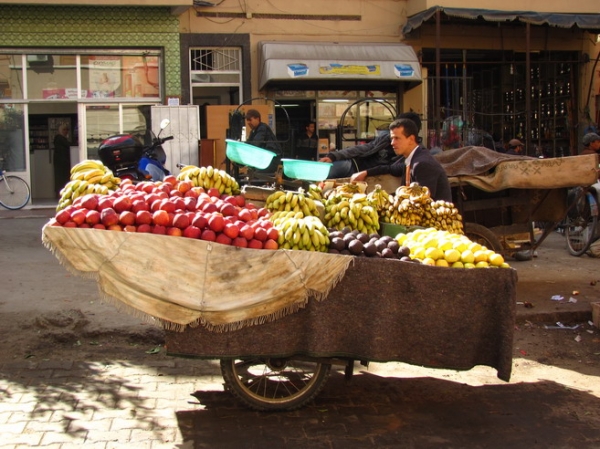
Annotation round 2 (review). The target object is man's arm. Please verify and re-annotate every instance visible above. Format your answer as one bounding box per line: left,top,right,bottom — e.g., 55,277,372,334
322,134,389,162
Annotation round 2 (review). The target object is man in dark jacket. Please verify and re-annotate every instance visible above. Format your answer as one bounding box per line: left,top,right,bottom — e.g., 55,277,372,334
245,108,281,172
351,118,452,202
319,111,421,178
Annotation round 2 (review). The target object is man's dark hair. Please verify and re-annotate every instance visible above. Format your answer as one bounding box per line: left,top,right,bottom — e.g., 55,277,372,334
390,118,419,138
245,109,261,120
396,111,421,133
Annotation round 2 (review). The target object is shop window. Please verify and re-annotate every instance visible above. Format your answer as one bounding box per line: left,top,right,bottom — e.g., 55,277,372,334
0,104,26,171
25,54,78,100
0,55,24,100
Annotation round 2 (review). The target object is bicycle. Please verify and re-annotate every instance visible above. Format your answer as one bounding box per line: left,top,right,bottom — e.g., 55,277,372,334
564,184,600,256
0,156,31,210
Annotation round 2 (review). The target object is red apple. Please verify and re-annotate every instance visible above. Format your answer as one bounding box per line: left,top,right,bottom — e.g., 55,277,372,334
92,223,106,230
238,209,253,222
235,195,246,207
123,225,137,233
201,202,218,214
182,225,202,239
248,239,263,249
152,209,171,227
97,196,115,211
220,203,238,217
223,223,240,239
79,194,99,211
207,187,221,198
163,174,178,187
150,199,163,212
200,229,217,241
169,189,183,198
264,239,278,250
253,227,268,242
63,221,77,228
152,224,166,234
191,214,208,230
223,195,237,206
85,209,101,226
101,208,119,227
184,189,200,199
208,214,225,233
55,209,72,225
159,198,177,214
232,237,248,248
78,223,91,229
172,197,186,212
177,180,193,194
257,207,269,218
267,227,279,241
131,199,149,213
183,197,197,211
119,210,136,226
215,233,232,245
135,210,153,226
107,224,123,232
240,224,254,240
166,227,183,237
113,196,132,213
137,223,153,233
172,213,190,229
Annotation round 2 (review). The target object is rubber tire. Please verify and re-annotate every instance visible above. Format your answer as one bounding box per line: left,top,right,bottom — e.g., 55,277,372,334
565,192,598,257
0,175,31,210
220,357,331,411
463,222,503,253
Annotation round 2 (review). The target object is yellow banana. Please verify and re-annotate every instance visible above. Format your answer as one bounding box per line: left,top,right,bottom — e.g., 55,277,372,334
207,166,214,179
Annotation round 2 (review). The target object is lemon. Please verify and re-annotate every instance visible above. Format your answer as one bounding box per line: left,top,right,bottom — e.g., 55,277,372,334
500,262,511,268
475,261,490,268
464,262,476,269
425,247,442,260
461,250,475,264
451,261,464,268
435,259,449,267
453,240,469,253
422,237,439,249
473,250,489,263
438,239,453,251
489,253,504,266
468,242,483,253
444,248,461,263
421,257,436,266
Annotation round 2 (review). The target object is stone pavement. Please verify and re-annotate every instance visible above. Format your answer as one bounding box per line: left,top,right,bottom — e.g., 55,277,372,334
1,206,599,447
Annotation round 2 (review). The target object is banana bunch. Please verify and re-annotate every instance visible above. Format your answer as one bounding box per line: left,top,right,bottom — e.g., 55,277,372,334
271,212,330,252
323,192,380,235
366,184,393,221
306,184,324,202
265,190,321,218
386,183,463,233
58,160,120,211
176,165,240,195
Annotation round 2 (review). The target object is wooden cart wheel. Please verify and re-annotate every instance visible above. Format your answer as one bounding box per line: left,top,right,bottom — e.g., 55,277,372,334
463,222,503,253
220,357,331,411
565,189,598,256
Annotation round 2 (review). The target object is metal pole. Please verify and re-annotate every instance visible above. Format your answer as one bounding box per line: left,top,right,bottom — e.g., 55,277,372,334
525,22,531,156
436,9,441,146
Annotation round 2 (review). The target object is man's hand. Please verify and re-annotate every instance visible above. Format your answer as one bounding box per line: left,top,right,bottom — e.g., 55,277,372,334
319,157,332,163
350,171,367,183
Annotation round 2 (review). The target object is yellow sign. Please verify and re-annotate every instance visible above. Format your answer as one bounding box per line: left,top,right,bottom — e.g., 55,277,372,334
319,64,381,76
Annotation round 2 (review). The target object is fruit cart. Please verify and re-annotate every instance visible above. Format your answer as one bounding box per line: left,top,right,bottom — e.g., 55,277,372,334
42,224,517,411
362,147,600,259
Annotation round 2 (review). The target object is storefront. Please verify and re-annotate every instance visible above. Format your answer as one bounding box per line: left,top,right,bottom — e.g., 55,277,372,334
0,4,181,206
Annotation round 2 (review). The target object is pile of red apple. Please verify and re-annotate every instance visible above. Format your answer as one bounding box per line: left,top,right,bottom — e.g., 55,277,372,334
49,175,279,250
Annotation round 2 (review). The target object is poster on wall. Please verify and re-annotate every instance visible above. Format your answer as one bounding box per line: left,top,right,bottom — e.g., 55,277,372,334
89,56,121,98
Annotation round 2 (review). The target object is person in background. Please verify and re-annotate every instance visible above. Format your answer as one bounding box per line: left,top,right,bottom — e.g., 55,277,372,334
295,121,318,161
505,138,525,155
581,132,600,155
244,108,281,172
319,111,422,178
350,118,452,202
53,123,71,197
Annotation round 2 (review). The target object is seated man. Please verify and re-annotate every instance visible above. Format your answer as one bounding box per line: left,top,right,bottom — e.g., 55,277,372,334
351,118,452,202
319,112,421,178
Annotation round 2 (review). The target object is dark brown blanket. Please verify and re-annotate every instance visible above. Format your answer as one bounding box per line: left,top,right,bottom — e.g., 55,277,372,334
434,146,531,177
166,257,517,381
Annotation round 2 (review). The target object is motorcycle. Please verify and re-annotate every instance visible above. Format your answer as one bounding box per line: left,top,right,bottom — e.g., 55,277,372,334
98,119,173,182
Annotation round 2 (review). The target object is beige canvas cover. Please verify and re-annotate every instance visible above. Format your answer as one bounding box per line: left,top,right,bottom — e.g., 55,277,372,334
42,225,352,331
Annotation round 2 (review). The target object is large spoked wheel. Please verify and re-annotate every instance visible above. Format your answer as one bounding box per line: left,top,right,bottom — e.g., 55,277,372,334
220,357,331,411
565,189,598,256
0,175,31,210
463,222,503,252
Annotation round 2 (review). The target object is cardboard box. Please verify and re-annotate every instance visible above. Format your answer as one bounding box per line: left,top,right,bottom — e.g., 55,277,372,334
592,302,600,328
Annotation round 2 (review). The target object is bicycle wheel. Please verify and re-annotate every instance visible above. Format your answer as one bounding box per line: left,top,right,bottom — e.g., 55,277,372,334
220,357,331,411
565,191,598,256
0,175,31,210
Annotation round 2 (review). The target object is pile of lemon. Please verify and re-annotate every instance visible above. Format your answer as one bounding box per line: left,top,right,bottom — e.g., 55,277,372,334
396,227,510,268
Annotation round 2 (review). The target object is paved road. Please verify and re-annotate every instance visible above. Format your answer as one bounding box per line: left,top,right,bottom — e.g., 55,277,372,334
1,213,599,448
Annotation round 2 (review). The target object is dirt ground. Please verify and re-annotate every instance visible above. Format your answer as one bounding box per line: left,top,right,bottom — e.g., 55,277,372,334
1,215,599,445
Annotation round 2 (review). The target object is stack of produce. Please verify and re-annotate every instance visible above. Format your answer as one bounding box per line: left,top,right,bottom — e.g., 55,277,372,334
58,160,121,211
328,227,411,259
306,184,324,202
387,183,463,234
264,189,322,218
396,227,509,268
323,188,380,235
176,165,240,196
366,184,393,223
270,211,329,251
